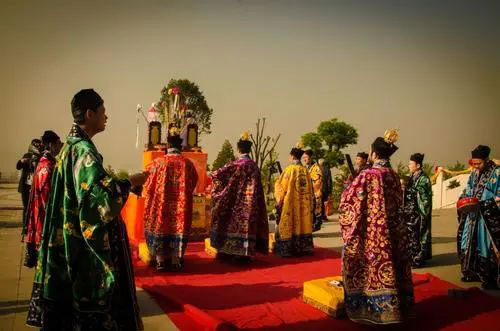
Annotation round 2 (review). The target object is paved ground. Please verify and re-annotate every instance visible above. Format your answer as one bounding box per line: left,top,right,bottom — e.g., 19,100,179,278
0,184,177,331
1,184,497,330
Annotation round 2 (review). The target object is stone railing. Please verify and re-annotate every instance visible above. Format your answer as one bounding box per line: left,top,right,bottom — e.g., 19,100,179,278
432,172,469,209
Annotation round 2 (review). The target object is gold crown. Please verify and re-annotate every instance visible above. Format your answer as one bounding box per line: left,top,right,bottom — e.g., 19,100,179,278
384,129,399,144
296,140,304,149
240,131,250,141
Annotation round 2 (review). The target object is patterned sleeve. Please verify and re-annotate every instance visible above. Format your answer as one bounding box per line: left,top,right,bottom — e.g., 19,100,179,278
274,168,290,206
73,145,130,251
38,164,53,209
339,172,367,242
306,170,315,210
416,176,432,217
460,173,475,199
310,165,323,199
211,162,234,195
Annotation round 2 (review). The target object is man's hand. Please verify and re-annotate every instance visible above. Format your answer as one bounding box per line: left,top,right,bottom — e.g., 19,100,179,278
128,171,149,188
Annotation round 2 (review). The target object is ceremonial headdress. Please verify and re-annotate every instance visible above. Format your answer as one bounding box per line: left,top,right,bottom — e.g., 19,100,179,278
371,129,399,159
237,131,252,153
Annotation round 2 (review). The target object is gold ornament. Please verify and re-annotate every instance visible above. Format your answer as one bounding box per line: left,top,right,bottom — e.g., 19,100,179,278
240,131,250,141
384,129,399,144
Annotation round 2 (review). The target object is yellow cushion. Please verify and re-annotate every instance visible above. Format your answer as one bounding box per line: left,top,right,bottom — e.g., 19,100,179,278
138,242,152,265
205,238,218,256
268,233,275,253
303,276,345,318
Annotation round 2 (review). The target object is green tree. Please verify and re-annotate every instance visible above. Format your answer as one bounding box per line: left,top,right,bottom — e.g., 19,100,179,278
422,163,435,178
212,140,235,171
157,79,214,135
302,118,358,167
331,165,351,210
301,132,324,161
443,161,467,180
396,161,410,178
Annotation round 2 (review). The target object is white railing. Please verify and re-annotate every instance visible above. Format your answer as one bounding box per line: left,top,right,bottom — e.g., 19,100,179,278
432,172,469,209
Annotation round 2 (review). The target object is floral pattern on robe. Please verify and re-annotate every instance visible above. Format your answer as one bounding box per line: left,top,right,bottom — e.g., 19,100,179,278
27,124,142,330
143,152,198,262
274,162,314,257
404,170,433,265
24,151,56,267
210,155,269,256
339,160,415,324
307,162,323,231
457,160,500,285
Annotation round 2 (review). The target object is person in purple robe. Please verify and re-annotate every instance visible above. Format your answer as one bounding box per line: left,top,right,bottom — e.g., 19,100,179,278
210,132,269,263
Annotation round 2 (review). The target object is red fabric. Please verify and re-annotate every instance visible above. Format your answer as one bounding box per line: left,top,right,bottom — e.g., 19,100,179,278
143,154,198,236
134,243,500,331
26,155,55,246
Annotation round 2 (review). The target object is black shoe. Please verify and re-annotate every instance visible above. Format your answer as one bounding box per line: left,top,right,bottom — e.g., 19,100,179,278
481,282,499,290
231,256,251,264
461,275,480,282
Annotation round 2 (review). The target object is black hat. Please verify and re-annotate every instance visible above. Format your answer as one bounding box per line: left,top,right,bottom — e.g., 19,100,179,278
410,153,424,165
357,152,368,160
42,130,60,145
372,137,398,159
290,148,304,160
237,140,252,153
237,131,252,153
471,145,490,160
304,149,313,157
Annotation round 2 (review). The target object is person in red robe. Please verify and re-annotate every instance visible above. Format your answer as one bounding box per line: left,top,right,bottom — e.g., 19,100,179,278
143,129,198,271
210,132,269,263
24,130,63,268
339,130,414,325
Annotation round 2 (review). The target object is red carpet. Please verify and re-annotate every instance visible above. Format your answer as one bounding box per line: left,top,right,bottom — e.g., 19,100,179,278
133,242,500,331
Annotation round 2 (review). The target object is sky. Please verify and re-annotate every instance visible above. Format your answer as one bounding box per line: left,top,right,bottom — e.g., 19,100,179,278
1,0,499,175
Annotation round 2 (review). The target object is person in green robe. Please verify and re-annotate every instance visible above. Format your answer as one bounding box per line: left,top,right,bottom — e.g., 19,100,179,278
26,89,148,330
404,153,433,268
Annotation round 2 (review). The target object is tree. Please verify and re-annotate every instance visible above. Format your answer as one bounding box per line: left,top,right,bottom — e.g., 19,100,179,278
157,79,214,136
260,151,280,212
302,118,358,168
331,165,351,210
443,161,467,180
422,163,435,178
250,118,281,171
212,140,236,171
396,161,410,179
301,132,324,161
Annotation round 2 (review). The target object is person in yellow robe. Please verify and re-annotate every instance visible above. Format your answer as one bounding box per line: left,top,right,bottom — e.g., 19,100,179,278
303,149,323,231
274,146,314,257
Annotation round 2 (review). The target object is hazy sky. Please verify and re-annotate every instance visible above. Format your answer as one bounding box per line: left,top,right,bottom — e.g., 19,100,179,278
1,0,499,174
